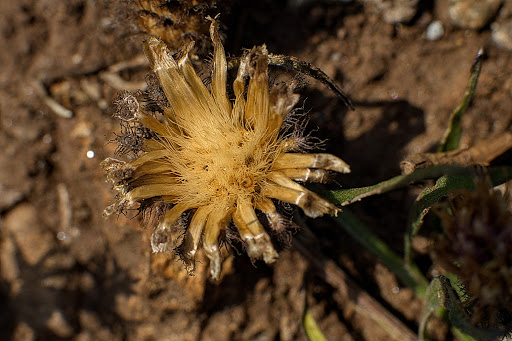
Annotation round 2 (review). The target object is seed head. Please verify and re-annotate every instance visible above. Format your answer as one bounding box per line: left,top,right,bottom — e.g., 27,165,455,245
432,181,512,329
102,18,350,279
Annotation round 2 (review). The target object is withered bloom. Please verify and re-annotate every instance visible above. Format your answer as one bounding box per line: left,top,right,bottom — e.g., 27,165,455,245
103,19,350,279
432,181,512,329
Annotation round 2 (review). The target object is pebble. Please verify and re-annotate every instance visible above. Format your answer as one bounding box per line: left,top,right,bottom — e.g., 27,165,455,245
384,0,419,24
46,310,74,338
71,120,94,139
364,0,419,24
0,185,24,211
12,322,35,341
425,20,444,40
41,275,68,290
8,120,43,142
77,310,115,340
492,20,512,51
4,204,54,265
448,0,502,29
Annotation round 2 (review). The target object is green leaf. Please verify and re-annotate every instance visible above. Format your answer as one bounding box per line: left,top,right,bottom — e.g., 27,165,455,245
327,166,466,206
419,275,445,341
327,165,512,207
420,276,503,341
303,308,328,341
438,49,483,153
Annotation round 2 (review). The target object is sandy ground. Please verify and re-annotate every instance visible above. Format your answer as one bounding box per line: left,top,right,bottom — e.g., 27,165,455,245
1,1,511,340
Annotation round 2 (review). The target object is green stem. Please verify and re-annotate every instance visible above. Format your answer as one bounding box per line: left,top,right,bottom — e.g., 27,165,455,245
333,210,428,297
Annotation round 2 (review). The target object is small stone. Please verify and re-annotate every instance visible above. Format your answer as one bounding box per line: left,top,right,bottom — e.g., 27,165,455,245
425,20,444,40
7,117,43,142
46,310,74,338
79,272,95,291
4,204,54,265
382,0,418,24
12,322,35,341
115,294,148,322
41,275,69,290
0,185,24,212
492,20,512,51
364,0,419,24
71,120,94,139
42,253,76,270
78,310,115,340
448,0,502,30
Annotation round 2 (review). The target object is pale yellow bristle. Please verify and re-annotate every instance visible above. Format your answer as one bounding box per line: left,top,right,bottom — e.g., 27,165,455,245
103,18,350,279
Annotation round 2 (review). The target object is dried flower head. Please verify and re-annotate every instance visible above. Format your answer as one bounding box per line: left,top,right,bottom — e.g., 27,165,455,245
432,181,512,329
103,18,350,279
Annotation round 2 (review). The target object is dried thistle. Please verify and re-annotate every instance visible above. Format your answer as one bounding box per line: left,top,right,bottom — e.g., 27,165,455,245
432,181,512,329
102,18,350,279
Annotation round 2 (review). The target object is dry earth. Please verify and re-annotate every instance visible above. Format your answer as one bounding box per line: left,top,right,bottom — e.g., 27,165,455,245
1,1,511,340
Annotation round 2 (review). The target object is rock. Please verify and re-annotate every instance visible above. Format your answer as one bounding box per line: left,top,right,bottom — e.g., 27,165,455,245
425,20,444,40
448,0,502,29
0,185,24,212
492,20,512,51
78,310,115,340
115,294,149,322
382,0,418,24
4,204,54,265
46,310,74,338
7,120,43,142
71,120,94,139
364,0,419,24
42,253,76,270
41,275,68,290
12,322,35,341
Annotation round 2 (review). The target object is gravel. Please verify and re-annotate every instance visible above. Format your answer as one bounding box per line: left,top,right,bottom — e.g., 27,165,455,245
492,20,512,51
448,0,502,29
425,20,445,41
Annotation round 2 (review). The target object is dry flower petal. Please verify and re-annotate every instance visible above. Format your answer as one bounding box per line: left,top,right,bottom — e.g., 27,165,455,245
103,18,350,279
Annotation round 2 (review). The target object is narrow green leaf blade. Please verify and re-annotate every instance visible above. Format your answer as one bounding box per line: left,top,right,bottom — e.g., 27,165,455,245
333,210,428,297
327,165,512,207
438,49,483,153
327,166,466,206
303,308,328,341
419,275,445,341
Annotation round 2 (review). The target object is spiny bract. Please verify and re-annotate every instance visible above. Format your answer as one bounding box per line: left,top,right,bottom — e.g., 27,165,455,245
432,181,512,329
102,18,350,279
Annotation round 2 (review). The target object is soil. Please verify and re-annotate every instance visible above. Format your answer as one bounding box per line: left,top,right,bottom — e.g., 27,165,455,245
1,1,511,340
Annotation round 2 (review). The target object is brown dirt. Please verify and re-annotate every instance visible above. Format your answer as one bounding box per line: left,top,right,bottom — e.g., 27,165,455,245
1,1,511,340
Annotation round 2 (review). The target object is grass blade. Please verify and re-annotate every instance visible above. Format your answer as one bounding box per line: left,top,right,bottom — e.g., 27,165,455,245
437,49,483,153
303,307,328,341
333,210,428,297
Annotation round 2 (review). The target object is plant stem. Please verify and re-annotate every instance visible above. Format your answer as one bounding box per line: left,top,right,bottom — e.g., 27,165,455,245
333,210,429,297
